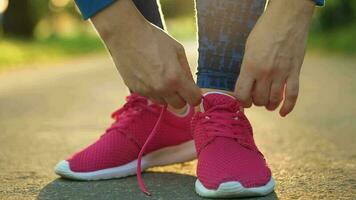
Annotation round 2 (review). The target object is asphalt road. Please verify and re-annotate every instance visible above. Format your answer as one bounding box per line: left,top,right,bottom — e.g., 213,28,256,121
0,43,355,200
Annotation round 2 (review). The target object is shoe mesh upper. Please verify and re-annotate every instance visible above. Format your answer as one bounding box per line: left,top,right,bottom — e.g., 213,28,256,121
67,94,193,172
192,93,271,189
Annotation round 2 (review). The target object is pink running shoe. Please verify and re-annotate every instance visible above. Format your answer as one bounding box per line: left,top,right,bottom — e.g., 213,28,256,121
192,92,275,198
55,93,196,180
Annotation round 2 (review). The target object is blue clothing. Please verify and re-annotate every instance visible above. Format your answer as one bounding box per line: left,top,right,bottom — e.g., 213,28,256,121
196,0,266,91
75,0,324,91
75,0,325,20
75,0,115,20
315,0,325,6
75,0,164,27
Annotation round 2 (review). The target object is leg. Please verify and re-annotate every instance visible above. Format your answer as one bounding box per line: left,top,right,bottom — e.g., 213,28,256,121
192,0,275,198
196,0,265,92
133,0,164,29
134,0,188,114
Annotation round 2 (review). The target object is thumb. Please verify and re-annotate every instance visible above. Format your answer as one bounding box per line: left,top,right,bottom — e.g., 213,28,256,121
176,45,202,106
176,45,194,80
234,68,254,108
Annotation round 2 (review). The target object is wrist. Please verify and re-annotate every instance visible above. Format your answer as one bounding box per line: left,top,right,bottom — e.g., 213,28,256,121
268,0,315,17
266,0,315,28
91,0,148,43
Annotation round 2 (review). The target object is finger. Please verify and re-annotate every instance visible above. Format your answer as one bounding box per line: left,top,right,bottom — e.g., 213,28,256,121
164,93,186,109
133,82,166,105
149,94,166,105
176,46,194,80
177,82,202,106
266,80,285,111
252,79,271,106
235,72,255,108
175,49,202,106
280,77,299,117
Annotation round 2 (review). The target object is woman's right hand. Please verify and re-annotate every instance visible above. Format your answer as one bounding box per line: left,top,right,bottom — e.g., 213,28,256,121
91,0,201,108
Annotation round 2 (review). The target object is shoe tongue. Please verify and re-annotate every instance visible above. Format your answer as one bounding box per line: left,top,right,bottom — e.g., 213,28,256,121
202,92,241,112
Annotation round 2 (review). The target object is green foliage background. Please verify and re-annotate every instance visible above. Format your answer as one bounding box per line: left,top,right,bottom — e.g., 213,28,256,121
0,0,355,67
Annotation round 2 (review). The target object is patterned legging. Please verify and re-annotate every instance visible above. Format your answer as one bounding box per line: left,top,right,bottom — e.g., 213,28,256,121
134,0,266,91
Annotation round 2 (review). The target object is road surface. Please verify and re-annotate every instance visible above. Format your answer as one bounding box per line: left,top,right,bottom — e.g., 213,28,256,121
0,43,355,199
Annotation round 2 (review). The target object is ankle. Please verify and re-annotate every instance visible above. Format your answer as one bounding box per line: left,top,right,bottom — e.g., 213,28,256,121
197,88,243,112
201,88,235,96
167,105,189,116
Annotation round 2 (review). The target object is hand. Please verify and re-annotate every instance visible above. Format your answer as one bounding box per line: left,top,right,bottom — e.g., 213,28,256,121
91,0,201,108
235,0,315,116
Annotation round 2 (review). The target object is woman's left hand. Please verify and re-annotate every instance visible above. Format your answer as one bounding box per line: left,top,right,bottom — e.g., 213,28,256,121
235,0,315,117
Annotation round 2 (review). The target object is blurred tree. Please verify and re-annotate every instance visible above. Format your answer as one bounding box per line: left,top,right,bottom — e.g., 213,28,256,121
160,0,194,18
315,0,356,31
3,0,49,38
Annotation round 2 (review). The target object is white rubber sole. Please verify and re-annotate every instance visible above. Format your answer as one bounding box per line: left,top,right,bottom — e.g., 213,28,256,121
55,140,196,180
195,177,275,198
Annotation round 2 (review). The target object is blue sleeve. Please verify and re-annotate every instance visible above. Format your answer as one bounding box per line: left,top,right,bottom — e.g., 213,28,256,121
75,0,116,20
315,0,325,6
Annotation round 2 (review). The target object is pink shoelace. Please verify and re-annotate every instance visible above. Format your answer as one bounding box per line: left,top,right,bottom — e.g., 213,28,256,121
136,105,167,196
104,93,167,195
132,95,261,196
196,97,261,154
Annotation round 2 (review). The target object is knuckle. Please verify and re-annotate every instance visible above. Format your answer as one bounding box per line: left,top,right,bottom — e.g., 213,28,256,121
165,74,180,86
152,83,167,94
270,93,282,103
287,93,298,100
270,66,282,76
287,90,299,101
244,60,258,72
256,97,269,106
235,91,248,101
236,94,247,102
256,67,273,78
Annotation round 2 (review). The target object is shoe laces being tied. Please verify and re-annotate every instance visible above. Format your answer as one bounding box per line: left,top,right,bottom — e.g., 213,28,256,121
196,96,261,154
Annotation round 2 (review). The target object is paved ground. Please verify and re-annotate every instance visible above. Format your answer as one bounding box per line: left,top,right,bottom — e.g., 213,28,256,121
0,43,355,200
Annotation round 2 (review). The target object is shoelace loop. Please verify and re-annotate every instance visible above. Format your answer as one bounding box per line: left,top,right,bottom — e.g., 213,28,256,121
106,94,154,134
199,96,257,152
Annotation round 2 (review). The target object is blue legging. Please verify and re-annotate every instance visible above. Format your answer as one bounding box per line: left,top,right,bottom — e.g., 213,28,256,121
135,0,266,91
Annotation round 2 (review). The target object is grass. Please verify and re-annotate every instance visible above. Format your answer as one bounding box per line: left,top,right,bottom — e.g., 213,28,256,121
0,17,197,71
1,17,355,72
166,16,197,41
0,34,105,71
308,24,356,55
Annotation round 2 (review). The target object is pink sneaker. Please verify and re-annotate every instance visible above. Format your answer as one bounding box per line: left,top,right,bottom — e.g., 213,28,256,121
55,93,196,180
192,92,275,198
